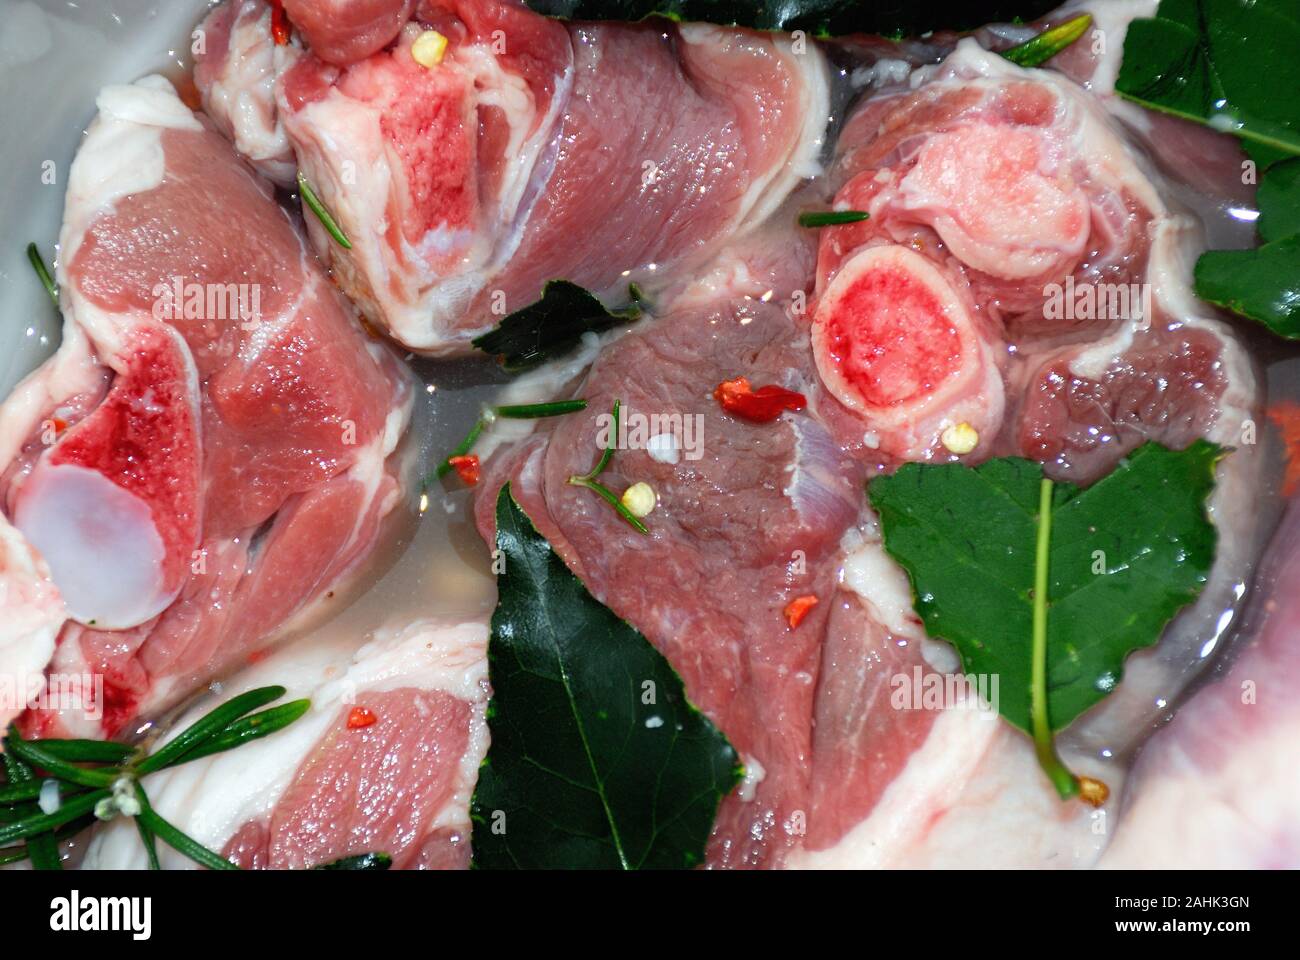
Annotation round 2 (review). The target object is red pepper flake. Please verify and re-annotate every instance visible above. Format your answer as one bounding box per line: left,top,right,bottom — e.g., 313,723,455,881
783,594,819,629
714,377,807,424
347,706,377,730
448,454,480,486
270,0,291,45
51,417,68,434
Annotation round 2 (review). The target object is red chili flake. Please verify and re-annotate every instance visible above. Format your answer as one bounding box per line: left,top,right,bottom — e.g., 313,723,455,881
783,594,819,629
51,417,68,433
270,0,291,46
246,648,271,665
448,454,481,486
714,376,807,424
347,706,377,729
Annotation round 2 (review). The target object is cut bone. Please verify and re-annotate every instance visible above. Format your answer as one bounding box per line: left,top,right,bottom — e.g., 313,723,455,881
812,243,1003,456
898,123,1089,281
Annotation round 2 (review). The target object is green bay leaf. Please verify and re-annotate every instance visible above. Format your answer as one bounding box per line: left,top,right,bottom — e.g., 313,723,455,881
1196,235,1300,336
867,441,1221,734
1115,0,1300,166
472,280,641,373
471,485,741,869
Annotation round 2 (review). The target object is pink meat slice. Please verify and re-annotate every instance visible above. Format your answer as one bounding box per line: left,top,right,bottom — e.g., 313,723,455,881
82,619,489,870
1101,502,1300,868
476,297,903,867
226,688,472,869
283,0,416,66
0,76,411,738
269,0,827,352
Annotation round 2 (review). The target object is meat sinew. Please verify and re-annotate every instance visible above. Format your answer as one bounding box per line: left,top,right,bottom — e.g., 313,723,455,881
472,29,1259,868
197,0,830,353
0,76,413,739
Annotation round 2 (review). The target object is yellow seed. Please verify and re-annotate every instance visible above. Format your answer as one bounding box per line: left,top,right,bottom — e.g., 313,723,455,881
940,421,980,455
411,30,448,68
621,482,657,518
1078,776,1110,807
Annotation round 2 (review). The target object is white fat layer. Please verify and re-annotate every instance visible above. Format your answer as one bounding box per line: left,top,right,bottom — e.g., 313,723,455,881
850,58,913,90
839,523,960,673
0,321,99,473
0,515,65,730
789,706,1109,868
82,618,489,870
199,0,297,186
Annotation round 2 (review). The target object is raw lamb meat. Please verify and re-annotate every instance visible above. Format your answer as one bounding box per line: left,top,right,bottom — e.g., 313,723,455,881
196,0,830,353
1099,499,1300,869
194,0,300,187
83,618,489,869
473,28,1259,868
0,76,413,739
282,0,416,66
811,37,1254,473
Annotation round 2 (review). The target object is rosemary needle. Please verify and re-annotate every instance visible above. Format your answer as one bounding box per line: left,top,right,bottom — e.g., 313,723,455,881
297,171,353,249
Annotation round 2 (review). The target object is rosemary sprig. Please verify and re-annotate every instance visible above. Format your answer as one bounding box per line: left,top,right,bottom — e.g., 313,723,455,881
134,685,288,774
3,752,60,869
1002,13,1092,69
0,685,310,870
133,788,240,871
431,398,588,483
297,171,353,249
26,242,58,304
568,399,649,535
135,805,161,871
798,210,869,228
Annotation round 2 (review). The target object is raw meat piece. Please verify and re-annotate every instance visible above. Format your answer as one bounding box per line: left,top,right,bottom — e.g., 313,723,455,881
194,0,300,187
270,0,830,352
812,38,1254,476
82,618,489,870
283,0,416,66
476,297,861,867
472,20,1260,868
0,76,413,738
1098,496,1300,869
